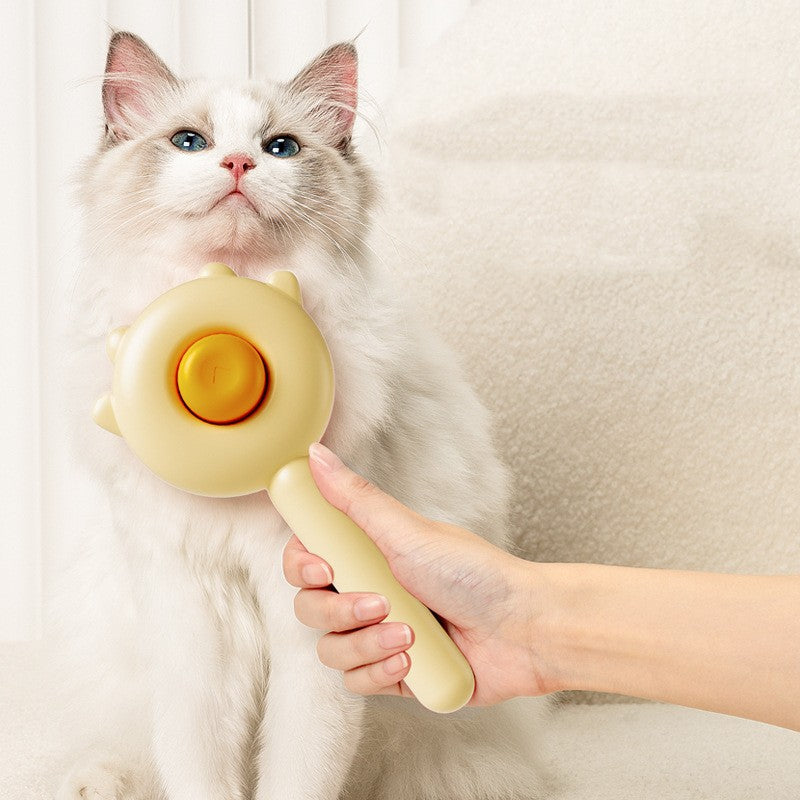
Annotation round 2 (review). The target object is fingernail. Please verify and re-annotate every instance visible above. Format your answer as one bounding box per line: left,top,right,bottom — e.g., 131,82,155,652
301,563,333,586
354,595,390,621
309,442,343,472
384,652,410,675
377,623,412,649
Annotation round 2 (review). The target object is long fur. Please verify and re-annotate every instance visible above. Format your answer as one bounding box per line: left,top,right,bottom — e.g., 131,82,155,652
53,32,550,800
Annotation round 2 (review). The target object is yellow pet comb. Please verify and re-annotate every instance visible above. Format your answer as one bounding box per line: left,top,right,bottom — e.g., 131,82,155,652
93,262,475,714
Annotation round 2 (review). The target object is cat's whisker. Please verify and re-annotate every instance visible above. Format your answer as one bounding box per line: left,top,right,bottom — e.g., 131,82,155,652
285,202,350,261
287,192,388,272
84,207,165,259
285,210,379,295
85,201,161,239
283,196,360,256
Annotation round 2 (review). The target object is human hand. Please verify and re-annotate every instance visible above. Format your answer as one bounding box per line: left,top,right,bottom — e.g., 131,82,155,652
282,443,549,706
284,446,800,729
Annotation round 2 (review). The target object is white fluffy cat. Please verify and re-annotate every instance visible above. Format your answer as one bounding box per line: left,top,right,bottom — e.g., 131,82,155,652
55,31,549,800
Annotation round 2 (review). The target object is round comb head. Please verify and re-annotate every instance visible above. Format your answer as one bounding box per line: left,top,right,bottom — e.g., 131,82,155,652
93,264,335,497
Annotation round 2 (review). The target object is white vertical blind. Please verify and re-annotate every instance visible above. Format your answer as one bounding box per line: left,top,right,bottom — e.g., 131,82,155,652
251,0,328,81
34,0,107,647
0,1,40,643
328,0,400,104
400,0,471,66
2,0,471,642
178,0,250,79
107,0,180,70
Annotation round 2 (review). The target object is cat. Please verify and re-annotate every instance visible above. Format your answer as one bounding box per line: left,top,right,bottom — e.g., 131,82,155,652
53,30,550,800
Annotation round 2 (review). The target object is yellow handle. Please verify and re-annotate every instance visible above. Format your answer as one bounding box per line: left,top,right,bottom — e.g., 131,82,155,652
268,458,476,713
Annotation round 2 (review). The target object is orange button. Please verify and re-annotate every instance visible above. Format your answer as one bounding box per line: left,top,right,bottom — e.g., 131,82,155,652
177,333,267,424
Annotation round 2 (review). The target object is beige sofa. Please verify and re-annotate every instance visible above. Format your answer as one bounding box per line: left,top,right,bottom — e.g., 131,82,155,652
382,0,800,577
2,639,799,798
374,0,800,793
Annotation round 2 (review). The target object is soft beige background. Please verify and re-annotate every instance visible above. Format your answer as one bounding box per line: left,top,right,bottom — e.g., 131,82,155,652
379,0,800,578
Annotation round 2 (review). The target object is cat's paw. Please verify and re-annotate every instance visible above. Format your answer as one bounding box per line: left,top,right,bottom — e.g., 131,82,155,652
55,758,141,800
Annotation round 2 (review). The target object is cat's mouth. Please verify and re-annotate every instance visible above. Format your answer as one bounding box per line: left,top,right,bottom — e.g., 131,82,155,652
214,189,257,213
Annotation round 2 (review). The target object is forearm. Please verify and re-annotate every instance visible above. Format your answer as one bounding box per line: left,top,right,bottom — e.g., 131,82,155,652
529,562,800,729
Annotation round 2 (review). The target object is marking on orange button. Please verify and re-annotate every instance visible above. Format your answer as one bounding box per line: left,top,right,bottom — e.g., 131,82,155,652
176,333,268,425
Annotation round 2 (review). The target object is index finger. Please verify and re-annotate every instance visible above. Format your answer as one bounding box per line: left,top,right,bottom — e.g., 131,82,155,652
283,534,334,588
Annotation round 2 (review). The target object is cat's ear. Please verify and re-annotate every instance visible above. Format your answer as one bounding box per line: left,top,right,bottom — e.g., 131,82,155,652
289,43,358,149
103,31,178,143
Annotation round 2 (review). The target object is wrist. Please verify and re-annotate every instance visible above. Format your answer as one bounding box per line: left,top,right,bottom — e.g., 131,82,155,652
526,561,687,700
516,559,599,696
501,557,575,696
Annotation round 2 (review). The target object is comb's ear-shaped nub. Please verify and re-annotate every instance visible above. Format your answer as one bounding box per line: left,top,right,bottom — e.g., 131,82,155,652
106,326,128,362
200,262,236,279
267,271,303,305
93,394,121,436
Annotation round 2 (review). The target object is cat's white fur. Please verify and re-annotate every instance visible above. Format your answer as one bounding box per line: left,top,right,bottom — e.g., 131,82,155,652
53,32,549,800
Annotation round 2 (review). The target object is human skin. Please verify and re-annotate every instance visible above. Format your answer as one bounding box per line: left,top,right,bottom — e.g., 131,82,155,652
284,442,800,731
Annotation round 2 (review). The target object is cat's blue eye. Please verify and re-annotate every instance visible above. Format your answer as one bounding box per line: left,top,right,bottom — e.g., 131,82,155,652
263,136,300,158
170,130,208,152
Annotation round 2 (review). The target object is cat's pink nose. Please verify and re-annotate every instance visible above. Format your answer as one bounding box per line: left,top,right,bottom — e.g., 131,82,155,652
220,153,256,182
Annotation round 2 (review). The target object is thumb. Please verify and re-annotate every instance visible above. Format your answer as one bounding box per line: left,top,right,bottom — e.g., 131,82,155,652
307,443,501,626
308,442,428,562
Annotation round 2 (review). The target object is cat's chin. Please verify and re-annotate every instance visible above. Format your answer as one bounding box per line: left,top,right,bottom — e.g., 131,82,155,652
178,208,284,261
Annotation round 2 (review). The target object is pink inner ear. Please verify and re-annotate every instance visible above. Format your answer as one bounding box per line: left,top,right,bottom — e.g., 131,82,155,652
292,44,359,143
336,57,357,97
333,79,357,138
107,34,172,84
105,76,152,126
104,35,175,137
109,44,147,78
313,52,357,139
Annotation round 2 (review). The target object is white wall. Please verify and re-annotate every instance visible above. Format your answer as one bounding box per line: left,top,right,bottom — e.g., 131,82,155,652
0,0,474,642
